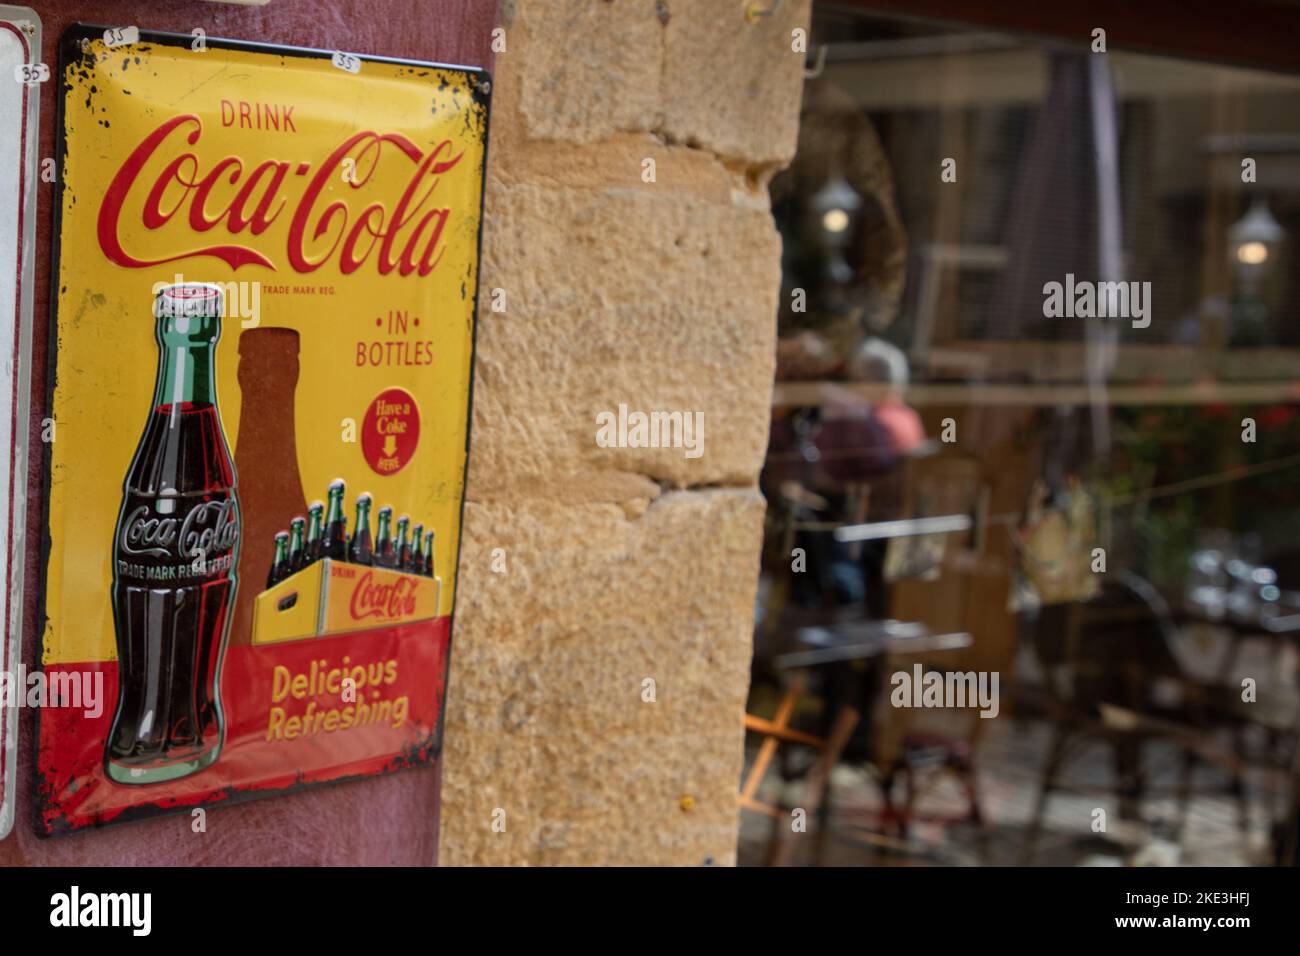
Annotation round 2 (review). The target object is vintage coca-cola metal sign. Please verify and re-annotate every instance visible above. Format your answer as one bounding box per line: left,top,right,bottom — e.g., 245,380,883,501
36,25,487,834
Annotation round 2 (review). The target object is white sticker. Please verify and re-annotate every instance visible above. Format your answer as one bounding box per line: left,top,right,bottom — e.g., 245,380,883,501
11,59,44,84
331,50,362,74
102,25,138,48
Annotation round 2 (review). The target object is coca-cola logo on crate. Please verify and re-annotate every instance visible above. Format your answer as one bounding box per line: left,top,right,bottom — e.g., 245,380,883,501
349,571,420,621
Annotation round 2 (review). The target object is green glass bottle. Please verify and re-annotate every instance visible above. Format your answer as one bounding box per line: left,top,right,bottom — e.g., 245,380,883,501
422,527,435,578
349,492,373,565
394,515,410,570
267,531,289,588
407,523,424,574
304,501,324,565
107,282,237,786
287,516,305,573
374,505,395,568
323,478,347,560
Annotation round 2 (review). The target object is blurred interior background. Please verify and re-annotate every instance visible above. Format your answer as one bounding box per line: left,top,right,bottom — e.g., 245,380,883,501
741,0,1300,866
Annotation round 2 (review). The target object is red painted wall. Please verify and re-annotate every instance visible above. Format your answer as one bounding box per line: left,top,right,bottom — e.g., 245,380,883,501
1,0,497,866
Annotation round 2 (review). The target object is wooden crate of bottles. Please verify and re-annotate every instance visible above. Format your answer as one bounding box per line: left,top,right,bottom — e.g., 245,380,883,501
252,558,442,645
251,481,442,645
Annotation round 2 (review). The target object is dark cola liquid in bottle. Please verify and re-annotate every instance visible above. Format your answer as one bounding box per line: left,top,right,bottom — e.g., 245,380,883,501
106,284,239,785
323,479,348,560
373,506,395,568
394,515,410,569
407,523,424,574
349,493,373,565
304,501,324,565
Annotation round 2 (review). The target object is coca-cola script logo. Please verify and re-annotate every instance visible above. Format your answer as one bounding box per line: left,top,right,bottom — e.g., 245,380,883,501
349,571,419,621
119,498,240,560
97,114,466,276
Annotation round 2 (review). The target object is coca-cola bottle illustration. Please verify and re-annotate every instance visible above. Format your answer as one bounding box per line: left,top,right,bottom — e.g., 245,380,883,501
105,283,240,785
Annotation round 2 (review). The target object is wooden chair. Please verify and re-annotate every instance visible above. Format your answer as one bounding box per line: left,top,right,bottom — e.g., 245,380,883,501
740,682,860,866
1021,571,1248,862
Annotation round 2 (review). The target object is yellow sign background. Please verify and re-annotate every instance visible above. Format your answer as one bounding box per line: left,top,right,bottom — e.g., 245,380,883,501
45,37,486,664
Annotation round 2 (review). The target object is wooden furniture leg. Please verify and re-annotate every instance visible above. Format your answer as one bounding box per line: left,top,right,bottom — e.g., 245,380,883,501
771,705,860,867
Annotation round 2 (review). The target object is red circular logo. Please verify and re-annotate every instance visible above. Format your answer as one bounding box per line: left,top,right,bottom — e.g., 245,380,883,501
361,387,420,476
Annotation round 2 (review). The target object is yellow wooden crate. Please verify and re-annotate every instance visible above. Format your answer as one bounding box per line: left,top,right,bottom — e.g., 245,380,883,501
252,559,441,645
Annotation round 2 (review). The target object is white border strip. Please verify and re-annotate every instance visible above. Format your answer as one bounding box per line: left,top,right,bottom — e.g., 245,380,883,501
0,5,38,841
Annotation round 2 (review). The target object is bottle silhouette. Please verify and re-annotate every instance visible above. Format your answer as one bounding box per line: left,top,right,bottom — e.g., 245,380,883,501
323,479,348,560
231,327,306,647
267,531,289,588
349,493,374,565
373,506,396,568
304,501,324,565
287,516,305,573
422,529,435,578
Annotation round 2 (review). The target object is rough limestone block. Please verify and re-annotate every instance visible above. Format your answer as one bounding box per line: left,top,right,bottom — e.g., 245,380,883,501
508,0,665,144
470,179,780,498
662,0,810,166
441,489,765,865
504,0,810,167
436,0,804,867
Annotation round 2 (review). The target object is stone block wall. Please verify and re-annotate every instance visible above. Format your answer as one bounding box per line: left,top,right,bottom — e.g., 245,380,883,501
441,0,809,866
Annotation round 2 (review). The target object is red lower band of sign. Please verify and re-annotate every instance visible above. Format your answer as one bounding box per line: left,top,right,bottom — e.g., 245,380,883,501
36,617,451,835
